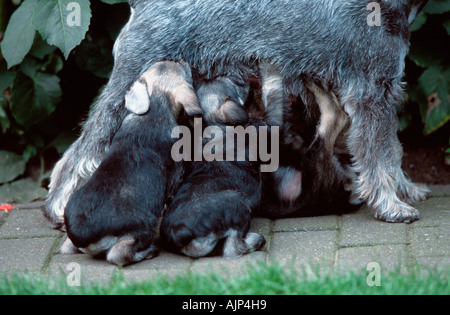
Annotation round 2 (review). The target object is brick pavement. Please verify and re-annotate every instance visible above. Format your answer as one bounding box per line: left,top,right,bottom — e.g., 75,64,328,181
0,186,448,284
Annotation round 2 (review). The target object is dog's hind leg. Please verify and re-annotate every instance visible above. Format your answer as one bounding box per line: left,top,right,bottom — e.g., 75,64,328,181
343,82,429,223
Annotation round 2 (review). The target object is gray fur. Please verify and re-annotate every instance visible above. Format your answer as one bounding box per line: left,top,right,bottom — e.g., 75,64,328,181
44,0,429,226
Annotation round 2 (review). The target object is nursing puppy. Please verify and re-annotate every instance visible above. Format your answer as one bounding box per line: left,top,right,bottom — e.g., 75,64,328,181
45,0,429,226
61,61,200,265
259,83,363,218
160,75,266,258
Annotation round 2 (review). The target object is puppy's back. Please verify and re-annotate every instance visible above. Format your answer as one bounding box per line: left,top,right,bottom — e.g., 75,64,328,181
65,92,178,249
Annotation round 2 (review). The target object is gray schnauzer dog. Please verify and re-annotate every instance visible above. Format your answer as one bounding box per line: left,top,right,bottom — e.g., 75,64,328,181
44,0,429,228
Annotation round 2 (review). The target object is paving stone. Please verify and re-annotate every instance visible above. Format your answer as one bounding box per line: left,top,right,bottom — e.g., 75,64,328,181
0,209,62,238
126,251,193,271
0,237,57,273
337,244,408,272
273,215,339,232
0,211,7,224
414,257,450,270
429,185,450,197
2,195,449,284
413,198,450,227
13,201,45,210
411,226,450,258
191,251,267,277
270,231,337,268
48,253,118,284
122,251,194,282
340,208,407,247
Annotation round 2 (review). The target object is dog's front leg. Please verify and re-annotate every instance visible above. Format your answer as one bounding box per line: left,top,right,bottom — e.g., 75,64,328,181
345,85,429,223
43,2,154,229
43,100,126,229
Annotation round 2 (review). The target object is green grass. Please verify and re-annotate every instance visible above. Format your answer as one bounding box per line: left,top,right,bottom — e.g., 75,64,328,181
0,261,448,295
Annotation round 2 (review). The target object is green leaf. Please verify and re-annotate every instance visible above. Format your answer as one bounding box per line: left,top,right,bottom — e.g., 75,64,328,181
46,131,76,154
32,0,91,59
0,99,11,134
0,68,13,132
10,71,62,129
418,66,450,135
29,33,57,59
0,69,16,100
0,179,47,203
410,11,427,32
408,24,449,68
444,19,450,35
0,150,26,184
423,0,450,14
74,34,113,78
0,0,37,68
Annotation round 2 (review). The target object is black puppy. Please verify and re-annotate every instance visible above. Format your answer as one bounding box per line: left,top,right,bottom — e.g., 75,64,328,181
44,0,429,226
160,75,267,258
61,61,200,265
259,82,362,218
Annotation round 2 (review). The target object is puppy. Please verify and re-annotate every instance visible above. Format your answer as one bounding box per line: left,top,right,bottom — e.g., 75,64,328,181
160,74,266,258
259,82,363,218
61,61,200,266
45,0,429,225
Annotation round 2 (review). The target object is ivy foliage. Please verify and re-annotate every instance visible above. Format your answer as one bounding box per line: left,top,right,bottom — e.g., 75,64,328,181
0,0,127,202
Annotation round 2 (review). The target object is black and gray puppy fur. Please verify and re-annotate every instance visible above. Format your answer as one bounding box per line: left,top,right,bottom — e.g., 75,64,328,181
44,0,430,227
259,82,363,218
61,61,200,266
160,75,266,258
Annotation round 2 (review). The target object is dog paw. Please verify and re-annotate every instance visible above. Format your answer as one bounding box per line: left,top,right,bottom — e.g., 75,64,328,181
60,238,80,254
397,180,430,205
245,232,266,252
374,202,420,224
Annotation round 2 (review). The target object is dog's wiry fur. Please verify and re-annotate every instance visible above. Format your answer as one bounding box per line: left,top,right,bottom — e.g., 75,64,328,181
160,75,266,258
62,61,199,266
44,0,429,227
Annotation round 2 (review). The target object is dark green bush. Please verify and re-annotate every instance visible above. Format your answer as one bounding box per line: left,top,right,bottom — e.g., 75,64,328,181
0,0,449,202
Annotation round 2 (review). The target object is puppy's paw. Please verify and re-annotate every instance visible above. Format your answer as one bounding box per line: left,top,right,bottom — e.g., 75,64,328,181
244,232,266,252
374,202,420,224
60,238,80,254
106,238,158,266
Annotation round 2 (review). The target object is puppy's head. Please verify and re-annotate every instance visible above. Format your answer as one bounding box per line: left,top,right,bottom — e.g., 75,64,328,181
125,61,202,118
196,76,249,125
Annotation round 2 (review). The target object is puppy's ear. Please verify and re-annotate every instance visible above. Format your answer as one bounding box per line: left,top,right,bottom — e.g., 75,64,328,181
125,80,150,115
174,85,202,116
